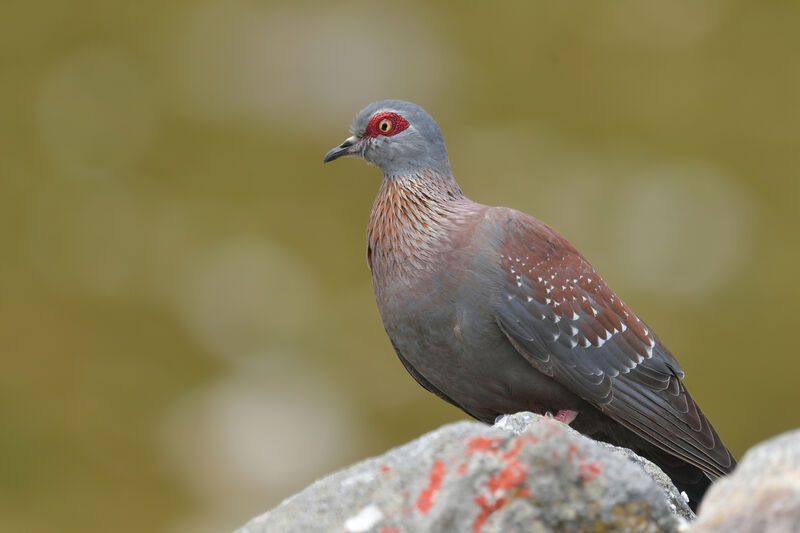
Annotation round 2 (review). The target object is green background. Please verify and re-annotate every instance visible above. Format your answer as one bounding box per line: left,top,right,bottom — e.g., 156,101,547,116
2,2,798,532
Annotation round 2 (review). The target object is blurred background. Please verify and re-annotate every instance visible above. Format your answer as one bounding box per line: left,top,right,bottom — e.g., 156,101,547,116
2,1,799,531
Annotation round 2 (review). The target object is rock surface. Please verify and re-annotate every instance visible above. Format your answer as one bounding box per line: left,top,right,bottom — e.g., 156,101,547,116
690,428,800,533
237,412,692,533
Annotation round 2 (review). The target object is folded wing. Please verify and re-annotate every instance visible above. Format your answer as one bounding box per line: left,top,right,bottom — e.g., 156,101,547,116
493,211,734,478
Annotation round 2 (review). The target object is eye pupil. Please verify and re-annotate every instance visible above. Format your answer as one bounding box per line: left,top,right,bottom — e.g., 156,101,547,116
378,118,393,133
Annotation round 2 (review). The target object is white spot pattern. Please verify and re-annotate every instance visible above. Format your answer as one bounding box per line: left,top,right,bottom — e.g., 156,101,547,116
502,250,657,366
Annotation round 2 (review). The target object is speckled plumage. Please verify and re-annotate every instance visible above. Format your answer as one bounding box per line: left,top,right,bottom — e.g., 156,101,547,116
367,171,473,277
325,100,736,510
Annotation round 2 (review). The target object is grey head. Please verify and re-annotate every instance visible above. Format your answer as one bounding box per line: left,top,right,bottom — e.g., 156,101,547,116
324,100,451,177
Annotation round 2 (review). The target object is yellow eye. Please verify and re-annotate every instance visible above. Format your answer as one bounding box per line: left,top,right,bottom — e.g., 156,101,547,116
378,118,394,133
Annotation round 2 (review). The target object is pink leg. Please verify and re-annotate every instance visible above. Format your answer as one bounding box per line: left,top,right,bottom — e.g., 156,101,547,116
554,410,578,425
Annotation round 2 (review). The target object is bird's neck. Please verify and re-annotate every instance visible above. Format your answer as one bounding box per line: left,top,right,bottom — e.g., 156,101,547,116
367,171,472,277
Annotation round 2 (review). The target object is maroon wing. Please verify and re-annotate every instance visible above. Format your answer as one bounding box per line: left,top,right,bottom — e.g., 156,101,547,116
494,211,735,478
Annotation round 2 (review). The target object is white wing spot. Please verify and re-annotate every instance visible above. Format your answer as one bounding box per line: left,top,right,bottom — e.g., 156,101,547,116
571,311,579,320
596,336,606,347
567,337,578,348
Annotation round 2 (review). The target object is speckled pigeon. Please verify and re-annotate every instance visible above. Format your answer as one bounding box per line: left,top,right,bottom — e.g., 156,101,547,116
324,100,736,510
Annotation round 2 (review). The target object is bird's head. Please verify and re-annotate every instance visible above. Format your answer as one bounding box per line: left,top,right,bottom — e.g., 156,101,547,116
324,100,451,177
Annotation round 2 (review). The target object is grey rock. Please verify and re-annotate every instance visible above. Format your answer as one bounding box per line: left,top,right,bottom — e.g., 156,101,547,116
593,439,695,524
237,412,692,533
690,428,800,533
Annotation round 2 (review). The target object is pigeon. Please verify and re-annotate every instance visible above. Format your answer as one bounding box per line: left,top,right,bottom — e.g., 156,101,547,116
324,99,736,509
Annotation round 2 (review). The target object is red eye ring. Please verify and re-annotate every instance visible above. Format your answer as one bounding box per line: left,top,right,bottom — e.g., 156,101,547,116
365,112,410,138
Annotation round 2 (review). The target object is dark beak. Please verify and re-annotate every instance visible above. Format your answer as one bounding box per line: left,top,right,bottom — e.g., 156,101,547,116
323,136,359,163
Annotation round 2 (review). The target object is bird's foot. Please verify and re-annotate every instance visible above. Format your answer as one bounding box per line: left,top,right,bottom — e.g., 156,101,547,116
547,409,578,425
